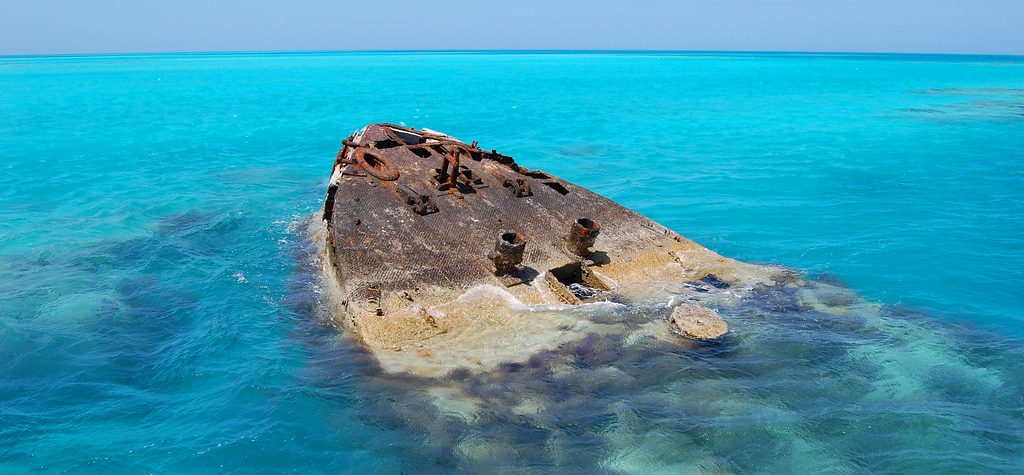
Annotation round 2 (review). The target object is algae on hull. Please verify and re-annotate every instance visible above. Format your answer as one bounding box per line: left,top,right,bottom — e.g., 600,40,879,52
320,123,785,377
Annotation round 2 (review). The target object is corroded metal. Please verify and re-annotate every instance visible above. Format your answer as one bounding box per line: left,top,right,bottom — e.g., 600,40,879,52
488,231,526,276
566,218,601,256
320,123,785,377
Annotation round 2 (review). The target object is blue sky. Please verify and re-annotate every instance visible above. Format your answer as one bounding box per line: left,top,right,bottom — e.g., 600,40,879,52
2,0,1022,55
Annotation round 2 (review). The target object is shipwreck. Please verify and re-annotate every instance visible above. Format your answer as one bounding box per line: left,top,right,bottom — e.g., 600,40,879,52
319,123,789,377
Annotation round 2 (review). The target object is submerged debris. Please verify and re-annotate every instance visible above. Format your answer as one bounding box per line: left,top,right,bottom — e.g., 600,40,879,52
667,303,729,340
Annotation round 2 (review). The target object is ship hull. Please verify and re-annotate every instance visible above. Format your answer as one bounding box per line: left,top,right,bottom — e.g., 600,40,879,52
321,124,784,376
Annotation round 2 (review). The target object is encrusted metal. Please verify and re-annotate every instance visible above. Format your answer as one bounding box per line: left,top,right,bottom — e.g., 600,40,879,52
488,231,526,276
566,218,601,256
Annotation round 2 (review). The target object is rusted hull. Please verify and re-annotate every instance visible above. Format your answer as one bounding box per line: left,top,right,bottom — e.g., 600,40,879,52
321,124,785,376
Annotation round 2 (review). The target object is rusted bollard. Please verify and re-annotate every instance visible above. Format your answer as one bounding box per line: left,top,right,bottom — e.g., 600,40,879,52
489,231,526,275
566,218,600,256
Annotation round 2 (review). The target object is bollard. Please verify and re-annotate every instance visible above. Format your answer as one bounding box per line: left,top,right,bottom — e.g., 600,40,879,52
488,231,526,275
566,218,600,256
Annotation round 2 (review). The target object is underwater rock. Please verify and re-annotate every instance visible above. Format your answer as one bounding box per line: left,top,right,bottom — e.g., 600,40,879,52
668,303,729,340
808,284,860,308
748,283,805,313
319,123,782,376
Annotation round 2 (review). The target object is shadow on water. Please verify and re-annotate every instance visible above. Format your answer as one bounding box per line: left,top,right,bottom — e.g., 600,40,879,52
284,222,1024,474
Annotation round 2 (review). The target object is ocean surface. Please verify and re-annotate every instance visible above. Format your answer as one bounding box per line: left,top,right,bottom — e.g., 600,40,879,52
1,51,1023,473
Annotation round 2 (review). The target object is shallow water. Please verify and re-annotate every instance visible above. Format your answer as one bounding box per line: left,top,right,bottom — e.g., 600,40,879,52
2,52,1023,473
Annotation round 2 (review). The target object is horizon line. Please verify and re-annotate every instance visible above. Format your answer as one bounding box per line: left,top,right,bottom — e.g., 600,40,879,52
3,48,1024,61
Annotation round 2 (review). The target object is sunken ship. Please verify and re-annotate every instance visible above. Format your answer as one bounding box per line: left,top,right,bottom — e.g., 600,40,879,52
320,124,788,377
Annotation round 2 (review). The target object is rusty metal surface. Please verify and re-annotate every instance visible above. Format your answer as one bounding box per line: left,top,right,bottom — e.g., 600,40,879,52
324,123,676,294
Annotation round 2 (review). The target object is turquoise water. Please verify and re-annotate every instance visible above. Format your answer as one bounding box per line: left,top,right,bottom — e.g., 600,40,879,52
2,52,1023,473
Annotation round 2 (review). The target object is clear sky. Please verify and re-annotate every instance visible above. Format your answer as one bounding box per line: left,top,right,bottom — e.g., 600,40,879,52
2,0,1022,56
